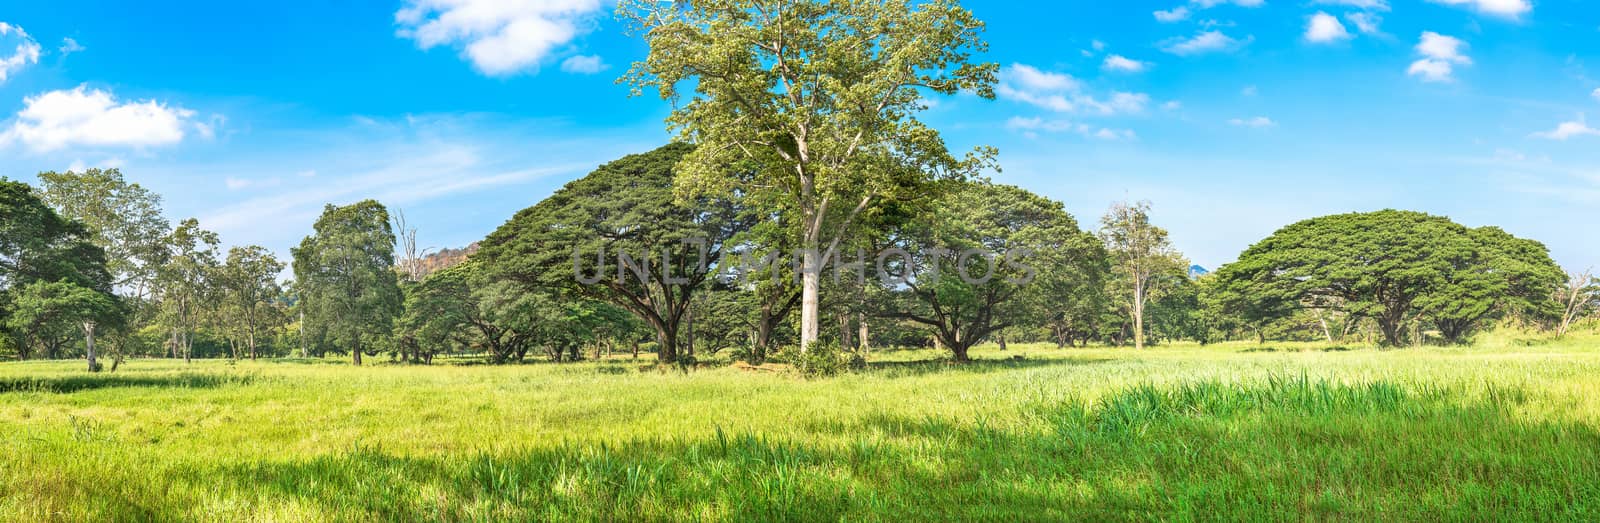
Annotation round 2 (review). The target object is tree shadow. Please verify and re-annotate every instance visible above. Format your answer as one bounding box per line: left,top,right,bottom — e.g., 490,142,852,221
861,354,1114,378
0,373,255,394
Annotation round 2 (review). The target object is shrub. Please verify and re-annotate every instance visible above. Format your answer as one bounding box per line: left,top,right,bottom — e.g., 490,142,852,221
776,341,849,378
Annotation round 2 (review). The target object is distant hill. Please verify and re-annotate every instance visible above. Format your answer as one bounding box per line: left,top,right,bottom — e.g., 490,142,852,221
416,243,479,278
1188,265,1210,279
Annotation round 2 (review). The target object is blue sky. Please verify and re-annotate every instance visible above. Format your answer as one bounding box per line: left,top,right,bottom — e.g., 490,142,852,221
1,0,1597,271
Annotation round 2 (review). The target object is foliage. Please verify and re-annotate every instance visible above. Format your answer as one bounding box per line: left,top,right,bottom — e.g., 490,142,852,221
1213,210,1564,346
777,340,849,378
478,144,741,364
885,181,1106,361
0,179,117,361
3,280,121,360
292,201,403,365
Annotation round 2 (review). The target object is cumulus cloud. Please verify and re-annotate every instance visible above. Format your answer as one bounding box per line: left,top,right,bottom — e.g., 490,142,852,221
559,54,608,74
0,22,41,84
1408,32,1471,83
1154,7,1191,22
1426,0,1532,20
1102,55,1149,73
1229,116,1276,128
395,0,604,76
1305,12,1352,43
1161,31,1251,56
1533,117,1600,141
1,85,209,152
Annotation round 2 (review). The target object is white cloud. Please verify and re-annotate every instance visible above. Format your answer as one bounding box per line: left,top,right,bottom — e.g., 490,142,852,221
1005,116,1135,140
1162,100,1183,110
1091,40,1107,52
1229,116,1276,127
1242,85,1258,96
1533,117,1600,141
1305,12,1352,43
1154,7,1191,22
1426,0,1532,20
1592,88,1600,102
1408,32,1471,83
59,37,85,57
997,64,1150,116
559,54,608,74
1004,64,1080,92
0,22,41,84
1345,12,1382,34
1161,31,1251,56
1,85,207,152
395,0,604,76
1102,55,1149,73
1314,0,1389,9
1191,0,1266,8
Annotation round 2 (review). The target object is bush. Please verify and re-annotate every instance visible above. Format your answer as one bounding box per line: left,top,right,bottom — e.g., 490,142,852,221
777,341,849,378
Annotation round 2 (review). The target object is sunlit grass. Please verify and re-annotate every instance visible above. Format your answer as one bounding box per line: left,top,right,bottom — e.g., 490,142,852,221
3,334,1599,520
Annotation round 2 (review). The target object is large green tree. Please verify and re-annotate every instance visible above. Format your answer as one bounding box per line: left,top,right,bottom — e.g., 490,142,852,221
292,201,403,365
885,182,1105,362
478,144,744,364
621,0,998,352
1,179,117,362
37,168,171,364
1214,210,1563,346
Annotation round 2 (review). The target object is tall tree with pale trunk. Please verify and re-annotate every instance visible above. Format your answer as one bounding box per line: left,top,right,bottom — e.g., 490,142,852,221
619,0,998,352
1100,200,1186,350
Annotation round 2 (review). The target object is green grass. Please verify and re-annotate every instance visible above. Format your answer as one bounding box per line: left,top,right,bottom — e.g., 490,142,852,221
4,336,1600,521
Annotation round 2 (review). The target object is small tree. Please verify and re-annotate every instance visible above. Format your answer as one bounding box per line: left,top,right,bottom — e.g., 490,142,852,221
1556,269,1598,338
217,246,286,360
1099,201,1187,350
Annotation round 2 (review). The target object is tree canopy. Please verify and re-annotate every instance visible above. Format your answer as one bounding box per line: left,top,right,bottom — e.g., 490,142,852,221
478,143,741,363
1213,210,1563,346
292,200,403,365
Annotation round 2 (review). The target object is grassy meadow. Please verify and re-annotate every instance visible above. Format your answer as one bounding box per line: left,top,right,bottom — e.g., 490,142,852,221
3,334,1600,521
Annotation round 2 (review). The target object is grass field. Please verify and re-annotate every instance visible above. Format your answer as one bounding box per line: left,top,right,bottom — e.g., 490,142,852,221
4,334,1600,521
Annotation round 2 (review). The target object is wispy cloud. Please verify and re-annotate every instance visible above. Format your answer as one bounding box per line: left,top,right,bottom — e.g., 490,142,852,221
1161,31,1252,56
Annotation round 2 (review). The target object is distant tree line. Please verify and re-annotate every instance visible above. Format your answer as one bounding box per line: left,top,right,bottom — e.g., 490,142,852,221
6,0,1600,371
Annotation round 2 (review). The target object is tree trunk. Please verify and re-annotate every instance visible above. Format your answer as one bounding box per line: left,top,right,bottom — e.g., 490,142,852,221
1132,278,1146,350
951,342,971,363
997,334,1008,351
83,322,98,373
838,313,853,350
857,311,869,357
352,339,363,366
799,249,821,353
